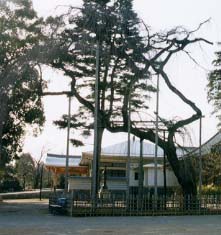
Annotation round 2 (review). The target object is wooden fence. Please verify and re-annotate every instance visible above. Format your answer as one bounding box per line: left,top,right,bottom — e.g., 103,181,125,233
49,191,221,216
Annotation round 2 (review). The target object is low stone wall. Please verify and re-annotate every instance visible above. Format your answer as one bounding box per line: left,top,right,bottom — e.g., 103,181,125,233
0,189,63,200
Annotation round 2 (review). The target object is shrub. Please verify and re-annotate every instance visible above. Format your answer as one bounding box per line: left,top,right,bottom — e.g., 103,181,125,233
201,185,221,195
0,177,22,193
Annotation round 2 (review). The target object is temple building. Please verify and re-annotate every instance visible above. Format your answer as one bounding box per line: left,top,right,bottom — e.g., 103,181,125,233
44,139,191,193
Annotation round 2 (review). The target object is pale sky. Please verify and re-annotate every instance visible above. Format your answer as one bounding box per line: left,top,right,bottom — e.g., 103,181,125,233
24,0,221,160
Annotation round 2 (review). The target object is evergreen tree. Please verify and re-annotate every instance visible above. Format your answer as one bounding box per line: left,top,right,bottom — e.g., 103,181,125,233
16,153,35,190
50,0,154,193
208,50,221,127
0,0,45,168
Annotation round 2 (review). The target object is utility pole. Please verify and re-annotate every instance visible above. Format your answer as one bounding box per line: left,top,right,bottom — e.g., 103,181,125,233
154,74,160,203
126,87,132,202
64,95,71,195
91,40,100,207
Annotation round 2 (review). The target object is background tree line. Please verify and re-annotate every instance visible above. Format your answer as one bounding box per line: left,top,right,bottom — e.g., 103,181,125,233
0,153,54,192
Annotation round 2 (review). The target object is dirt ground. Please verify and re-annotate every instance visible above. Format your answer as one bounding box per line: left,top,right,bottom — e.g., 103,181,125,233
1,199,221,235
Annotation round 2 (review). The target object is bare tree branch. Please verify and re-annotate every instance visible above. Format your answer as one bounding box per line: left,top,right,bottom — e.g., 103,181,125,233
42,91,70,96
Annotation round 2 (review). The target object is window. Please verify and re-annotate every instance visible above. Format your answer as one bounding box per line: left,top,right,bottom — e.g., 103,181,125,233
106,170,126,178
100,162,126,168
134,172,139,180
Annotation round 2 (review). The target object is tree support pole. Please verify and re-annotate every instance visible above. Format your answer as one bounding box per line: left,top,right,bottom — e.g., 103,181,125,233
92,40,100,208
39,164,43,201
154,74,160,207
64,95,71,195
163,131,167,209
126,87,132,204
199,115,203,212
138,138,144,208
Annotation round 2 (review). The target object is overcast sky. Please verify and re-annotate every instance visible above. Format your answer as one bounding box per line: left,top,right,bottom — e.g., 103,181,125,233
25,0,221,159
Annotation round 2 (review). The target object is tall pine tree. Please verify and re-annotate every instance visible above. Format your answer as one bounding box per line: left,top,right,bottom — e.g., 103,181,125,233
49,0,154,194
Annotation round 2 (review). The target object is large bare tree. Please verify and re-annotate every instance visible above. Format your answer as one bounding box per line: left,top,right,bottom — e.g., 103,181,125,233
43,0,211,196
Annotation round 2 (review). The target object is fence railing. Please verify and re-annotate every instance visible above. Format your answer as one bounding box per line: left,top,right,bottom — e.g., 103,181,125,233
49,191,221,216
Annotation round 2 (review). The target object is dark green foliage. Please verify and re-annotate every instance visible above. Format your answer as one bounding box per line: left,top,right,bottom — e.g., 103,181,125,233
70,139,84,147
208,51,221,127
191,144,221,187
0,177,22,193
58,174,65,189
2,65,45,164
92,0,110,5
0,165,22,192
202,152,221,186
50,0,154,141
15,153,36,190
0,0,45,166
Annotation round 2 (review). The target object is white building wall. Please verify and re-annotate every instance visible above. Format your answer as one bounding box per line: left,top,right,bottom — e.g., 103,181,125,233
69,168,179,191
68,177,91,190
129,167,139,187
144,168,163,186
106,179,127,190
144,168,179,187
69,177,127,191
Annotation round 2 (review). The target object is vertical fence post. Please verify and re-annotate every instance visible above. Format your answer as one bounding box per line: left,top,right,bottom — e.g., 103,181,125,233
70,190,74,217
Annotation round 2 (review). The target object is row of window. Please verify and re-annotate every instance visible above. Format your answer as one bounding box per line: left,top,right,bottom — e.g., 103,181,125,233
100,162,126,168
106,170,126,178
103,170,139,180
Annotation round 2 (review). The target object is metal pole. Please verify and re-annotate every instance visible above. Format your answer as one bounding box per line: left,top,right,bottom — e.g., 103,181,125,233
154,74,160,201
127,88,131,200
39,164,43,201
199,116,203,196
64,95,71,194
92,40,100,206
163,131,167,209
138,138,143,203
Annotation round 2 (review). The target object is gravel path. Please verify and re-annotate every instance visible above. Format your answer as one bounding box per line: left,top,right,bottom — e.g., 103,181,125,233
1,199,221,235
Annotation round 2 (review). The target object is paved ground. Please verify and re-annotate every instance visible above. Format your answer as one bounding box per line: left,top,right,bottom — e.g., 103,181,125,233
1,199,221,235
